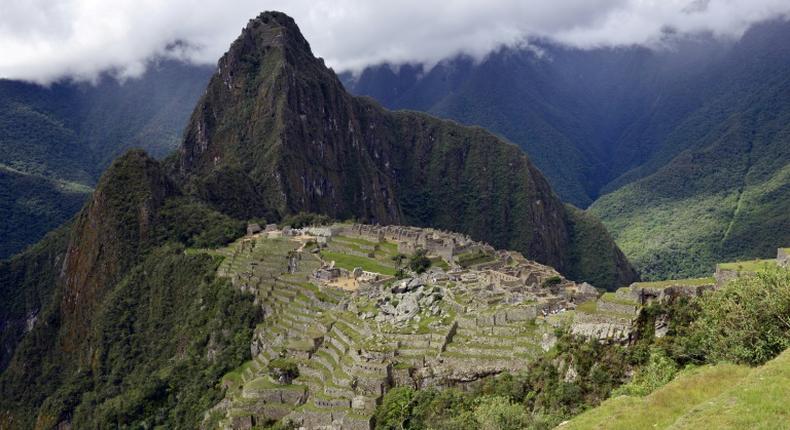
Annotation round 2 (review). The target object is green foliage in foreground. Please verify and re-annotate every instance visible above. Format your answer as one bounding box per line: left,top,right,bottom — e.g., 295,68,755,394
642,267,790,369
563,266,790,429
693,267,790,365
375,333,634,430
562,348,790,430
612,348,677,397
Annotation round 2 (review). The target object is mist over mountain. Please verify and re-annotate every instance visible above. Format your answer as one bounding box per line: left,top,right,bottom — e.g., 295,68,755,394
342,19,790,278
0,60,212,258
1,7,789,430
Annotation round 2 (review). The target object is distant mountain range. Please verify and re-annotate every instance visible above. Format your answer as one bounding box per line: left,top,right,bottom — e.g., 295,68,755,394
342,19,790,279
0,61,213,258
3,19,787,279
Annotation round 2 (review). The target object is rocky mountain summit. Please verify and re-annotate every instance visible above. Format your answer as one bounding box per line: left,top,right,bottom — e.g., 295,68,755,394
174,11,637,289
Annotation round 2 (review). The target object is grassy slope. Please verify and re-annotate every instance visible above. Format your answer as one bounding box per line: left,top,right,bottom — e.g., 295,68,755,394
561,348,790,430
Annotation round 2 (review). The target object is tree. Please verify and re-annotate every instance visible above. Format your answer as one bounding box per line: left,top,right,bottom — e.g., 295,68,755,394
692,267,790,365
473,396,529,430
374,387,414,430
408,249,431,274
391,253,407,268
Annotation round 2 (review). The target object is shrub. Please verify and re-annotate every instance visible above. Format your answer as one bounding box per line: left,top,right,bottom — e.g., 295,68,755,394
542,276,562,288
408,249,431,274
613,348,677,396
374,387,414,430
267,358,299,383
691,266,790,365
473,395,530,430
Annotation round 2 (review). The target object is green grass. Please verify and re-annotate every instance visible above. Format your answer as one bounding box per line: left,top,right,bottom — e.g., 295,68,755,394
562,348,790,430
320,251,397,275
222,360,255,386
456,250,495,268
245,376,306,392
718,259,777,272
333,235,379,248
599,292,638,306
576,300,598,314
429,257,449,270
632,277,715,289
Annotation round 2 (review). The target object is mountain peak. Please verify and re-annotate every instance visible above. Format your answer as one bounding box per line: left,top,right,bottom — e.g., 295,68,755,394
176,11,637,288
243,11,312,56
220,11,322,74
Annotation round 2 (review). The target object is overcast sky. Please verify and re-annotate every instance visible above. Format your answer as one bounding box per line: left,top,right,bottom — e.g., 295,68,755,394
2,0,789,84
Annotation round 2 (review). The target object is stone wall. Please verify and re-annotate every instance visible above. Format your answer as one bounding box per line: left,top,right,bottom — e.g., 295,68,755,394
778,248,789,267
714,267,740,289
570,312,633,342
596,300,639,315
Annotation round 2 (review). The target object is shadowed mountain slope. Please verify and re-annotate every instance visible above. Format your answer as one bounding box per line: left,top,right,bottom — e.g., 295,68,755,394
175,11,636,287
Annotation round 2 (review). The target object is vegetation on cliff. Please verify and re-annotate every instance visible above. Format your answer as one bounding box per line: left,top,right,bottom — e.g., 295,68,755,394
176,11,635,289
0,149,259,428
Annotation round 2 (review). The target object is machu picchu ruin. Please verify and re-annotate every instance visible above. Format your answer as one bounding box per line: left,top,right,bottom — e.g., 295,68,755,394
197,221,790,429
195,223,604,429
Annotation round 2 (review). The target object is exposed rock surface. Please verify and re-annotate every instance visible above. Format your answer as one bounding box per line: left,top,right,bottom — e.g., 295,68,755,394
175,11,637,289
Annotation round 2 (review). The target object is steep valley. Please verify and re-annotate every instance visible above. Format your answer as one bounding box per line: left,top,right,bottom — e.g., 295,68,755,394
344,19,790,280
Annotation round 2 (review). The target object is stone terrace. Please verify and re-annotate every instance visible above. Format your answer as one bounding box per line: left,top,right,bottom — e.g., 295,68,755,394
203,224,612,429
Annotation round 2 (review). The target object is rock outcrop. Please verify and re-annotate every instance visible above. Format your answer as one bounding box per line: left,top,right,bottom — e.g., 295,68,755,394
175,11,637,289
59,150,176,360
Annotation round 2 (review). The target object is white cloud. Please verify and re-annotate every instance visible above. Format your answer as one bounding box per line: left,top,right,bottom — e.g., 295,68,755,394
1,0,789,83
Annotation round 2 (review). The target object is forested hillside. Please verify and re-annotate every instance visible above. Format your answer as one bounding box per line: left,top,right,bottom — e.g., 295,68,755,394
590,20,790,279
343,19,790,279
0,61,212,259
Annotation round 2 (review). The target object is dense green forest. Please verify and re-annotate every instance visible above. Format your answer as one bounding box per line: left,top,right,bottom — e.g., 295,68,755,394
0,61,212,259
0,151,258,428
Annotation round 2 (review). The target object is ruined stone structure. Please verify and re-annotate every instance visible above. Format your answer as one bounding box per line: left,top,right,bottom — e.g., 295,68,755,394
206,224,601,429
340,224,494,262
778,248,789,268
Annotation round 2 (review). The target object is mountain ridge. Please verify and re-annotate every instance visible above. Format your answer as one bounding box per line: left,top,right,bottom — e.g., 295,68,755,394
342,19,790,279
175,11,636,287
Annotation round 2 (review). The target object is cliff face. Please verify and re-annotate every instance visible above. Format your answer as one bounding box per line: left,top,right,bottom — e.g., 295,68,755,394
177,11,635,285
59,150,176,359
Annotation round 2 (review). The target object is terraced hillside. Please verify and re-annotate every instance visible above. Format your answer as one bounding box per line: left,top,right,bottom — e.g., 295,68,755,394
196,224,598,429
559,347,790,430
